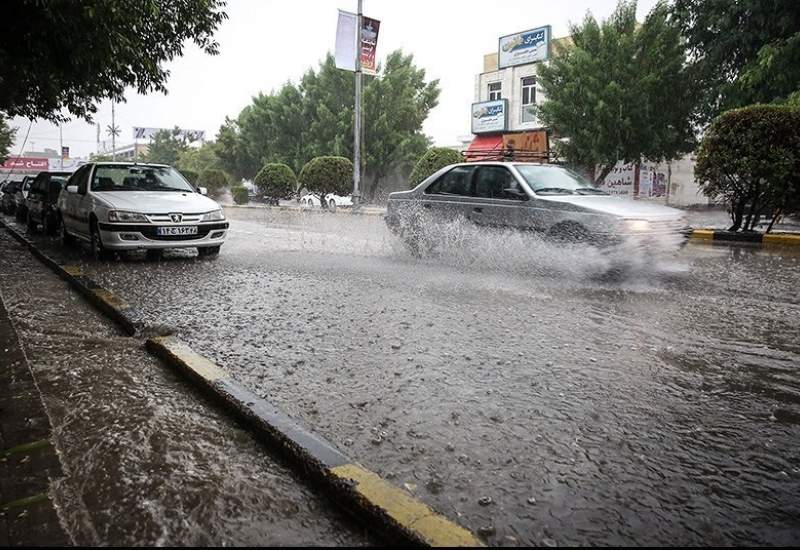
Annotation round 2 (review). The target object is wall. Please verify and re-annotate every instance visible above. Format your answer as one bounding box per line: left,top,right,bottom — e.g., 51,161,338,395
475,64,547,131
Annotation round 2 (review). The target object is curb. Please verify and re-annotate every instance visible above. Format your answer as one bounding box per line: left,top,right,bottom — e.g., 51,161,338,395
146,335,483,547
690,228,800,247
0,218,146,336
222,204,386,217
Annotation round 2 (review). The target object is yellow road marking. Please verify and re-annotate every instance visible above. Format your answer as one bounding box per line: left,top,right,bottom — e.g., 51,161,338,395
763,233,800,246
93,288,129,310
150,336,227,382
330,463,483,547
62,265,83,276
690,229,715,240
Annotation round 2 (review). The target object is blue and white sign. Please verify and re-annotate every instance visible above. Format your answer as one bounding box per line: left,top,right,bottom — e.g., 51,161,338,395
498,25,551,68
471,99,508,134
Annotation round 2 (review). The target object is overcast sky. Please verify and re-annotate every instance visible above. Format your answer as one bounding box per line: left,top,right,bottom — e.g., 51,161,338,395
11,0,659,159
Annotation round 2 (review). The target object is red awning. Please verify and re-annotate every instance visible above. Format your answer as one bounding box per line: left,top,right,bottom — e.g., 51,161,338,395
465,134,504,162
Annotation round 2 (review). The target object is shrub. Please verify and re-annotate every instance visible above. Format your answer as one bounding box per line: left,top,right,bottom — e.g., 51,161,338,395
299,156,353,207
409,147,463,187
180,169,199,185
254,162,297,205
696,104,800,232
231,185,249,205
197,168,229,198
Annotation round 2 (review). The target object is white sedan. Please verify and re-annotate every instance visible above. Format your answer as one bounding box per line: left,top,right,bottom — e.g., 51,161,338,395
299,193,353,209
58,162,228,259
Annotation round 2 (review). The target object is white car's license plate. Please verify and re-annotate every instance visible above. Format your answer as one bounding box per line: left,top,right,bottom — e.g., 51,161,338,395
156,226,198,236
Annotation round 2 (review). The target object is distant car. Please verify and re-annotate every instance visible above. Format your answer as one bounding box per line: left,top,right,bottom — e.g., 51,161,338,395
1,180,21,214
25,171,71,234
300,193,353,209
385,161,691,254
57,162,228,260
13,175,36,222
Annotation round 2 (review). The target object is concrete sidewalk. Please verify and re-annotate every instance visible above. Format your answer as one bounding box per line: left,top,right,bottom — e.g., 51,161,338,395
0,230,373,546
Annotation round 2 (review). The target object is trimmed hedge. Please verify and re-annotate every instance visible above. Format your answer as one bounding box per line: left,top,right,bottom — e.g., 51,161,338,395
198,168,229,198
231,185,249,205
299,156,353,203
409,147,463,186
254,163,297,204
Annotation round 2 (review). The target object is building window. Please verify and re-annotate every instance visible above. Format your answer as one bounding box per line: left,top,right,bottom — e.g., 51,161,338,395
488,82,502,101
521,76,536,123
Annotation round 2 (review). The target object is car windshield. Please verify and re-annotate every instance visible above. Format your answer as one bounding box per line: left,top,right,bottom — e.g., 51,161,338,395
515,165,608,195
91,165,195,193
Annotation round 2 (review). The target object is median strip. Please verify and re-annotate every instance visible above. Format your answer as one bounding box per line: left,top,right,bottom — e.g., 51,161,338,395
146,334,483,547
690,228,800,247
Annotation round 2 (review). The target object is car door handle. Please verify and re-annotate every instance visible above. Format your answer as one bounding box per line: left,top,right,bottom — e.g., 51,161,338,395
473,207,483,213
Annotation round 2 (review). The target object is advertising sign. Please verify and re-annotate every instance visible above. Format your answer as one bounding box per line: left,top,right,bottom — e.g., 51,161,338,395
360,16,380,75
133,127,205,141
1,157,50,172
498,25,551,68
597,162,635,196
471,99,508,134
61,146,69,159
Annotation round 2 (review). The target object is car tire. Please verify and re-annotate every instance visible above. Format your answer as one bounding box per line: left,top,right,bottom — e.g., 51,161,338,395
198,246,220,258
146,249,163,261
44,212,58,236
328,199,337,211
26,211,37,232
90,221,113,260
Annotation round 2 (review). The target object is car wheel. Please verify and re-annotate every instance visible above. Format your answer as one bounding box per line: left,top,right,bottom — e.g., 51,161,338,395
198,246,221,258
90,221,113,260
44,212,58,236
146,249,163,261
328,199,337,210
26,211,37,232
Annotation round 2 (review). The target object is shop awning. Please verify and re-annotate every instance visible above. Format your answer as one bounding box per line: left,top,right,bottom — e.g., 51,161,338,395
465,134,504,162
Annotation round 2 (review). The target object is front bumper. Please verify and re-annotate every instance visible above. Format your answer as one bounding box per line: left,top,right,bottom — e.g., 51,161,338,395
97,221,228,250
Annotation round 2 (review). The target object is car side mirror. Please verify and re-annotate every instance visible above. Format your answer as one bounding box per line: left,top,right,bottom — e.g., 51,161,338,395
198,186,208,196
66,185,78,194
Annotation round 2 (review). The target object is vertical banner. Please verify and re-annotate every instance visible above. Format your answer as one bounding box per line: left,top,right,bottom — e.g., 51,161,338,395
335,10,357,71
360,17,380,75
61,146,69,159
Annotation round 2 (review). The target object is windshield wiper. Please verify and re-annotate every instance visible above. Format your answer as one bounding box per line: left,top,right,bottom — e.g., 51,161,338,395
575,187,607,195
534,187,574,194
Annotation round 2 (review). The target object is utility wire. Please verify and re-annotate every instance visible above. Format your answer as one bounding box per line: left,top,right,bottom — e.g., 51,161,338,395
3,120,34,179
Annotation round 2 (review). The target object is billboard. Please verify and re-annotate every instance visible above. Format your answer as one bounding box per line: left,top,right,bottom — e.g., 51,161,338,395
499,26,551,68
1,157,50,172
335,10,381,75
360,16,380,75
132,127,205,141
471,99,508,134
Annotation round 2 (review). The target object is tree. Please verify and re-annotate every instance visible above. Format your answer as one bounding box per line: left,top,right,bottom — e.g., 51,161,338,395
254,163,297,205
695,104,800,232
0,115,15,164
299,156,353,208
409,147,463,186
144,127,189,166
215,50,440,200
537,0,694,184
0,1,227,122
177,142,221,175
179,169,199,185
671,0,800,125
198,168,229,198
231,185,249,205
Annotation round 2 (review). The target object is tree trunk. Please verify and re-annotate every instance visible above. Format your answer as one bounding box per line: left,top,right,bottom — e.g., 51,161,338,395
766,208,782,234
744,194,761,231
593,164,614,187
729,200,744,231
367,175,382,203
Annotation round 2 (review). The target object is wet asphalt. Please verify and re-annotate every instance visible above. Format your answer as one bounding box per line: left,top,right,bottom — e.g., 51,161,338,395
4,207,800,546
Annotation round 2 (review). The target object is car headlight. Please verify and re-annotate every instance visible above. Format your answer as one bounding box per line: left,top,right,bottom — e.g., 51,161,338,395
201,209,225,222
108,210,148,223
624,219,651,232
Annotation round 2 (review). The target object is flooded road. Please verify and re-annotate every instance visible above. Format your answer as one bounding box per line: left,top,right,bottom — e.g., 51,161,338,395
6,208,800,546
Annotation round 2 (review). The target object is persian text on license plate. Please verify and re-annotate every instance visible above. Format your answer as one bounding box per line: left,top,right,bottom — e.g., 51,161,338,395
156,226,198,236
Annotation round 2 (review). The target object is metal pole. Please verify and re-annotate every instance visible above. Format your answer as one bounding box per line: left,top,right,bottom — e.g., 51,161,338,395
59,124,63,170
111,102,116,161
352,0,362,206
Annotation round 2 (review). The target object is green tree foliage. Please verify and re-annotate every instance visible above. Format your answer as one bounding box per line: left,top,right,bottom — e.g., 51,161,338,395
299,156,353,207
409,147,463,186
0,115,16,164
198,168,229,198
179,169,199,185
177,142,221,175
0,1,226,122
231,185,249,205
695,104,800,232
143,127,189,166
215,51,439,200
254,163,297,205
537,0,694,183
671,0,800,125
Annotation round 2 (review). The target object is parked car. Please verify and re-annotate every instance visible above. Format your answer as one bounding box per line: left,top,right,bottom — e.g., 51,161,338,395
13,175,36,222
25,171,71,234
300,192,353,209
57,162,229,260
385,161,690,253
1,180,21,214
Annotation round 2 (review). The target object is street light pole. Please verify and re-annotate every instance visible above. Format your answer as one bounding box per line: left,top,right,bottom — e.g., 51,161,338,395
352,0,362,207
111,102,116,161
